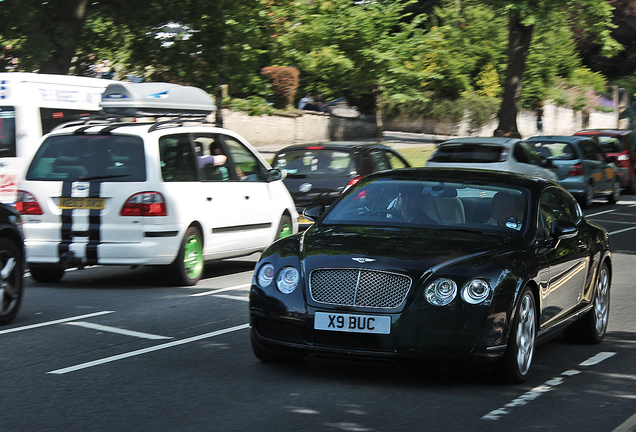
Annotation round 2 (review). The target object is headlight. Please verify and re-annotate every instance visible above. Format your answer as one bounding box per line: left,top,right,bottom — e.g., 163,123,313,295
257,263,275,288
276,266,299,294
461,278,491,304
425,278,457,306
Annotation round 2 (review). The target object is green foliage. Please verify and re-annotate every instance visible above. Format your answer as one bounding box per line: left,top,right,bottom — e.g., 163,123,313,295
260,66,299,109
548,77,604,113
475,63,501,98
224,96,275,116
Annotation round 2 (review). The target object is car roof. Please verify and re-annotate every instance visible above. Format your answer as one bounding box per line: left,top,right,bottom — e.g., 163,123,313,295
46,121,234,137
364,167,554,191
275,141,392,153
438,137,520,148
522,135,590,143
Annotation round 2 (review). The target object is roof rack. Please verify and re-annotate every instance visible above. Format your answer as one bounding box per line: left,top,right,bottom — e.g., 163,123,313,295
99,82,216,117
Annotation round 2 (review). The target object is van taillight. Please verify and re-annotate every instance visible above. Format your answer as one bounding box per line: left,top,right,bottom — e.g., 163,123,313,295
16,191,43,215
120,192,167,216
568,162,584,176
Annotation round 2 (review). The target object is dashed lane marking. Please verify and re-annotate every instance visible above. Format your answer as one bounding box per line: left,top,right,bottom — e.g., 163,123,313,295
481,352,617,421
190,283,251,297
65,322,172,340
0,311,115,335
47,323,249,375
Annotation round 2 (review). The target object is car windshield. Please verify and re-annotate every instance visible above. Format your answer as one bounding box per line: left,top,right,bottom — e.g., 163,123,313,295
26,134,146,182
272,149,355,177
429,143,506,163
525,140,576,160
322,178,529,234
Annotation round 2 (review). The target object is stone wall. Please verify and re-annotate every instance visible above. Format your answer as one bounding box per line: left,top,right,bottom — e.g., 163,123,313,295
220,109,377,148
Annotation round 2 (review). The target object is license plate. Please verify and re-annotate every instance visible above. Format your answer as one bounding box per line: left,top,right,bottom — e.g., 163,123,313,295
58,197,105,210
314,312,391,334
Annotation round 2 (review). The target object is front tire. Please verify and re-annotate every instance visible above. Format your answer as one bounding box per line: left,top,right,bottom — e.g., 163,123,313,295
0,239,23,325
169,226,204,286
29,264,65,283
564,263,610,344
497,286,536,384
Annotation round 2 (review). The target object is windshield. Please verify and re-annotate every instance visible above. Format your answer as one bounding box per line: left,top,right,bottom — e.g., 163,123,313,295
429,143,505,163
272,149,356,177
322,178,529,234
26,134,146,182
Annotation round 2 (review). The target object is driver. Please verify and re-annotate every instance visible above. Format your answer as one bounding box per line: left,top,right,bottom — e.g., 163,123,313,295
395,184,437,224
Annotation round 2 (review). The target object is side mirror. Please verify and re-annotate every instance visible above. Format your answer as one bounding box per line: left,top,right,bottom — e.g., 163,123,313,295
266,168,287,182
550,220,578,240
303,205,326,222
606,155,617,164
541,158,553,168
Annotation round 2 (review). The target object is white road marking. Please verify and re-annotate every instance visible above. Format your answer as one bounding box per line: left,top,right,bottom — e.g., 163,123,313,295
213,294,249,302
190,283,251,297
587,209,616,218
47,323,249,375
65,322,172,340
0,311,115,335
579,351,616,366
481,352,617,421
609,226,636,236
612,412,636,432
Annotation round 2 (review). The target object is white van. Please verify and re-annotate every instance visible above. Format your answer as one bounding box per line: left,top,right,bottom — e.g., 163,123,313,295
16,82,298,285
0,73,110,204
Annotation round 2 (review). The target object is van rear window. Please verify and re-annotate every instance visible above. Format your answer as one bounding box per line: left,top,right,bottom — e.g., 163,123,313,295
26,135,146,182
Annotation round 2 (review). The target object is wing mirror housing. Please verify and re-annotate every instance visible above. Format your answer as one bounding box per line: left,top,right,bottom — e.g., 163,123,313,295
550,220,578,240
266,168,287,182
303,205,326,222
606,155,617,164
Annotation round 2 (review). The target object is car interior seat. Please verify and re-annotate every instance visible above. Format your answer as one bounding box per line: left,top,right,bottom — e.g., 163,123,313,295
421,186,465,225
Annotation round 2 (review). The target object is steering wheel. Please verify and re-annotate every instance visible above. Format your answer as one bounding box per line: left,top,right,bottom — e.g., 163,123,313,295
367,210,407,222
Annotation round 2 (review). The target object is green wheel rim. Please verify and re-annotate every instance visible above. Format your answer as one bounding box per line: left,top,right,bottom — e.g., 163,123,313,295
279,223,293,239
183,234,203,279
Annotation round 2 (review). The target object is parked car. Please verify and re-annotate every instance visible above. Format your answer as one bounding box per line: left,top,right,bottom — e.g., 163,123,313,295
249,168,612,383
16,82,297,286
574,129,636,193
0,203,25,325
521,135,621,208
271,142,410,223
425,137,558,181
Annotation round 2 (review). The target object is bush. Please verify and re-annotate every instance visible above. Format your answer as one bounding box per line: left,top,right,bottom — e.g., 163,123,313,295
261,66,300,109
224,96,275,116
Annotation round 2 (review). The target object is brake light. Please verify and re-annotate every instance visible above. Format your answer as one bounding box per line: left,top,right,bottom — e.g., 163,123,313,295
120,192,167,216
617,151,630,167
15,191,43,215
343,176,363,193
568,162,584,176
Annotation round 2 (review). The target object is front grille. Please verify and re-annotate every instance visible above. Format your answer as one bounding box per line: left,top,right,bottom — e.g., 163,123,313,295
310,268,412,308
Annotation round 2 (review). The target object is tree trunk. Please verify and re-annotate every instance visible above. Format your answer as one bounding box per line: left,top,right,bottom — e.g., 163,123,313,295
374,87,383,143
38,0,89,75
493,14,534,138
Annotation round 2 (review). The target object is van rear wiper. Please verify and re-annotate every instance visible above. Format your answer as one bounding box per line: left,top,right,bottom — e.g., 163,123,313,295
77,174,130,181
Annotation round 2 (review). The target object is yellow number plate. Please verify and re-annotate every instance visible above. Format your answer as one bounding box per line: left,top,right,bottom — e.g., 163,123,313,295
58,197,105,210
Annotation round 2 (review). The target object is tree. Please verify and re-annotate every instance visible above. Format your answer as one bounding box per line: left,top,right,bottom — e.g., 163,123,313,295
482,0,622,137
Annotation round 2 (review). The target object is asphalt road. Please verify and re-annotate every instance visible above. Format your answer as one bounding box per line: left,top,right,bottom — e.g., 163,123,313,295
2,194,636,432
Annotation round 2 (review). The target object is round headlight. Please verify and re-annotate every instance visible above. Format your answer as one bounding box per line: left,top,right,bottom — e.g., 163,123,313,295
425,278,457,306
276,266,299,294
257,263,275,288
461,278,491,304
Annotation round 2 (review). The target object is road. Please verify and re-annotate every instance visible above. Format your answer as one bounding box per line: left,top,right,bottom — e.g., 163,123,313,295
2,195,636,431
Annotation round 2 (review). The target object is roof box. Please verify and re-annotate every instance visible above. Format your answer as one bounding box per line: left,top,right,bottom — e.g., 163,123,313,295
99,82,216,117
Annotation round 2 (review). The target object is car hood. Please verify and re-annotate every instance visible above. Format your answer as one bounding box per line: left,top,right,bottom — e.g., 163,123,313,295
298,224,522,278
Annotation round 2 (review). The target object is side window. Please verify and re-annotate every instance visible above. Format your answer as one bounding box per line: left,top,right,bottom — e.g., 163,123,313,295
223,135,265,182
159,134,197,182
538,188,574,237
516,142,542,166
386,151,408,169
370,150,391,171
192,133,230,181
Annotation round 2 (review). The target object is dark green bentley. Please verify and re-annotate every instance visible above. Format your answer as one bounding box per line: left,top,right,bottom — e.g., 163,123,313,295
249,168,612,383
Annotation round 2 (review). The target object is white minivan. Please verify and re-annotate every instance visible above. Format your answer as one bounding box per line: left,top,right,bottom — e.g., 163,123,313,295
16,82,298,285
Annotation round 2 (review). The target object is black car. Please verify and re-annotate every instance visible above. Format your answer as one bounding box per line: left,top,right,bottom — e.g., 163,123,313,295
271,142,410,219
249,168,612,383
0,203,25,325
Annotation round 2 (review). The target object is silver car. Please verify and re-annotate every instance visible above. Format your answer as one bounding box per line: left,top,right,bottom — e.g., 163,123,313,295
426,137,558,181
